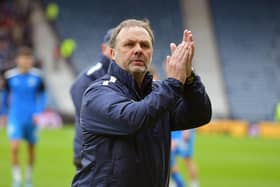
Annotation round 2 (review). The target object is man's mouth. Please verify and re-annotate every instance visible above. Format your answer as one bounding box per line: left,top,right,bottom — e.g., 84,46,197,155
131,59,145,66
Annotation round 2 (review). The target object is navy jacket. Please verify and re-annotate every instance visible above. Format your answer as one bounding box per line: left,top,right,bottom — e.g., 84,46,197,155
72,61,211,187
70,55,110,160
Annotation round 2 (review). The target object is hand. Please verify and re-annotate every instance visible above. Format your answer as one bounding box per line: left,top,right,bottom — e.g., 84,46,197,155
184,31,195,78
176,30,195,78
165,30,195,83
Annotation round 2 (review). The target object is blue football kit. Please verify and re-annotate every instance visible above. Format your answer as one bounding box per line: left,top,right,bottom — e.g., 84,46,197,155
1,68,46,144
171,129,195,167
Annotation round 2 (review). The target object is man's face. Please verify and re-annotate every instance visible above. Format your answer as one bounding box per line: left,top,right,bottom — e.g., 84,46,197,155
16,55,33,71
111,26,153,76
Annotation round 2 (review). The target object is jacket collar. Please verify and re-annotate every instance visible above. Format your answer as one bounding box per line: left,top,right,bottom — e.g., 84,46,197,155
108,61,153,97
99,55,111,70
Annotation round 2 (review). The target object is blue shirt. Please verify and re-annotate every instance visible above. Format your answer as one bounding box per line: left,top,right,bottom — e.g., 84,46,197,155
171,129,195,155
1,68,46,123
171,129,195,141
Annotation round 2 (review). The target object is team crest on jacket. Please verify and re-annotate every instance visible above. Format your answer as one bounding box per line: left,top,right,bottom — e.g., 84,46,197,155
102,76,117,86
28,77,37,87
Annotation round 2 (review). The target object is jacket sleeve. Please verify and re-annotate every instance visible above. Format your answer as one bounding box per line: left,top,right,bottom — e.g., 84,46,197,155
170,76,212,131
70,74,94,117
81,78,184,135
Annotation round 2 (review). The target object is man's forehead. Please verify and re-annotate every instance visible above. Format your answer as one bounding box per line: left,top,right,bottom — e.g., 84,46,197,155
117,26,151,41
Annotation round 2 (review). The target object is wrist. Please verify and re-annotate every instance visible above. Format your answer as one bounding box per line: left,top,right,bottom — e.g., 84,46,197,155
186,70,196,85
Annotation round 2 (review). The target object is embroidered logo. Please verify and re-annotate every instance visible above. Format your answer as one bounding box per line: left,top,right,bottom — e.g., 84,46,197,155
102,76,117,86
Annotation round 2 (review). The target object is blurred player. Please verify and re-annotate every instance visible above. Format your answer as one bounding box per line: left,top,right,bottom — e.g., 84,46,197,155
70,29,113,170
171,131,186,187
0,47,47,187
171,129,199,187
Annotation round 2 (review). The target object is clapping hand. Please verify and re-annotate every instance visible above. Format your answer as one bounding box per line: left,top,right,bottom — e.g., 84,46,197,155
165,30,195,84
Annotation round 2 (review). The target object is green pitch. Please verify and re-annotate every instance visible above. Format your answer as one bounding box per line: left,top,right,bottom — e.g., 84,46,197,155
177,133,280,187
1,126,280,187
0,126,75,187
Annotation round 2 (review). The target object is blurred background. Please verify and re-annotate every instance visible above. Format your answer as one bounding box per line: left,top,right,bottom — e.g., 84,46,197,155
0,0,280,186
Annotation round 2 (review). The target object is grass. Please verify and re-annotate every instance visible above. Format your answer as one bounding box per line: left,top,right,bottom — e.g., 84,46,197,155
0,126,75,187
178,134,280,187
1,126,280,187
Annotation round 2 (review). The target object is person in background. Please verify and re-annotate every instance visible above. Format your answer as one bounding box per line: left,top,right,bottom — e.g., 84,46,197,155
0,47,47,187
72,19,211,187
171,129,199,187
70,29,113,170
170,131,186,187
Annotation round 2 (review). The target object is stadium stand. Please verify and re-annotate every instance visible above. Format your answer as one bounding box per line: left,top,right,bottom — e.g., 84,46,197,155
258,121,280,138
0,0,72,119
53,0,184,78
181,0,230,119
210,0,280,122
0,0,33,73
31,2,75,118
34,0,280,129
198,120,249,137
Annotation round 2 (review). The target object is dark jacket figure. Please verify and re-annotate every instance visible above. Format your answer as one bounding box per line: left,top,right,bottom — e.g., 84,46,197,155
72,61,211,187
70,55,110,168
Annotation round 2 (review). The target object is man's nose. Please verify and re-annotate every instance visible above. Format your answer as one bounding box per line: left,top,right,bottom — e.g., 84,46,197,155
133,43,143,54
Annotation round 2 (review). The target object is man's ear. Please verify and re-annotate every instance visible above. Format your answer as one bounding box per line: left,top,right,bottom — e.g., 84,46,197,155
101,44,106,54
110,48,116,60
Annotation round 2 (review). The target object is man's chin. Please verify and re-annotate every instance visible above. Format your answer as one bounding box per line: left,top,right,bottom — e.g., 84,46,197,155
129,66,146,73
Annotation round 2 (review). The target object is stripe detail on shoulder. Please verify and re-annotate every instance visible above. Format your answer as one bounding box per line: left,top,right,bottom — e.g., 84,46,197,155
30,68,43,77
4,68,20,79
86,62,103,76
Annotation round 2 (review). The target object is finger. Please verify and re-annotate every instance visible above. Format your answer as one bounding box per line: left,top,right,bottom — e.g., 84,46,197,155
182,29,188,43
183,42,191,63
165,55,171,74
166,55,171,64
188,33,193,43
170,43,177,55
171,42,189,70
187,42,195,62
165,55,170,69
174,42,189,63
186,43,194,73
183,30,193,42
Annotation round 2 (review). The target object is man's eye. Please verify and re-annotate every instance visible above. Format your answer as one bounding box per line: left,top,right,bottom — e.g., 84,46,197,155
125,43,134,47
141,43,150,48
